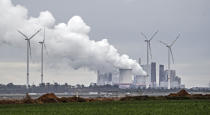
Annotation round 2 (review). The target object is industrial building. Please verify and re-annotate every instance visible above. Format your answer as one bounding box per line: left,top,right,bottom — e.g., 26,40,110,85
133,61,158,88
159,69,182,88
119,69,133,89
96,61,183,89
151,62,156,87
133,58,146,88
134,75,146,88
159,64,165,84
97,70,112,86
159,64,168,88
141,64,151,87
136,62,157,88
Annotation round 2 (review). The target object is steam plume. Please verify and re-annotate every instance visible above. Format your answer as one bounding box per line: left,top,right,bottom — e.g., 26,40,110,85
0,0,146,75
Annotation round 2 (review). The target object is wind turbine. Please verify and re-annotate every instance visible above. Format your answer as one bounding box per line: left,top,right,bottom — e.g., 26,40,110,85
38,27,48,84
17,29,41,89
159,34,180,89
141,30,159,88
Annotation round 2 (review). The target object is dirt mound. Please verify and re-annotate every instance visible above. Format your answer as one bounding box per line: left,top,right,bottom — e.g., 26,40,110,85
168,89,190,97
177,89,190,96
37,93,59,103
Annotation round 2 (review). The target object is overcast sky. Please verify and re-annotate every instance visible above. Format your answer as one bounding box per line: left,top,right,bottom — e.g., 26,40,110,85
0,0,209,88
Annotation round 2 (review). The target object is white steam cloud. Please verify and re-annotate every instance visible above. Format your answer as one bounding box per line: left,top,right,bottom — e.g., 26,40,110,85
0,0,146,75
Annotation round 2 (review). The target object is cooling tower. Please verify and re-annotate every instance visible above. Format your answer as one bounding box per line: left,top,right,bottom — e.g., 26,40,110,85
119,69,132,88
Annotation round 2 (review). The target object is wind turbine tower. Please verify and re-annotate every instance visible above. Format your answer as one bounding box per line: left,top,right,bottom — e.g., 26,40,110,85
141,30,158,88
38,28,48,84
159,34,180,89
17,29,41,89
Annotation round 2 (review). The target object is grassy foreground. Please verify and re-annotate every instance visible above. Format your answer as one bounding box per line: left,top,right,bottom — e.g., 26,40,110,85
0,100,209,115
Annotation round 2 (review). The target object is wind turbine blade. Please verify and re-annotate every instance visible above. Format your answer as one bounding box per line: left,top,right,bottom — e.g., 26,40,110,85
170,33,180,47
169,47,174,63
43,27,45,42
29,28,41,39
140,32,148,40
149,30,159,41
17,30,28,39
149,42,152,59
159,40,168,46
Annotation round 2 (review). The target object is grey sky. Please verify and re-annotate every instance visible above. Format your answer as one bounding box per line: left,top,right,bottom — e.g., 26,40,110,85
1,0,209,88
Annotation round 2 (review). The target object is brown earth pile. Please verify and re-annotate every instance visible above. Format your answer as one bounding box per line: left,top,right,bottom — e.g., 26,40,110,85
177,89,190,96
37,93,59,103
0,91,210,104
168,89,190,97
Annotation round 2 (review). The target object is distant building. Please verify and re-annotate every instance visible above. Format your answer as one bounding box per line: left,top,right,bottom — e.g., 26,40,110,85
170,70,176,82
171,81,179,88
159,64,168,88
141,64,151,87
97,71,112,86
164,70,174,82
162,70,182,88
139,62,157,88
159,64,165,84
174,76,181,85
151,62,156,87
133,58,146,88
119,69,133,89
159,81,168,88
134,75,146,88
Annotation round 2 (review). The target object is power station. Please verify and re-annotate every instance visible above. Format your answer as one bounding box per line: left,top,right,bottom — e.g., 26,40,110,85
96,60,184,89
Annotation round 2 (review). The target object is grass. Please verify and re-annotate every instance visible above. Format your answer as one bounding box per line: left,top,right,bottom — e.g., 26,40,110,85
0,100,209,115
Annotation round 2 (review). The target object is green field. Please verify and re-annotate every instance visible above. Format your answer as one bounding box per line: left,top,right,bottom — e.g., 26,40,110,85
0,100,209,115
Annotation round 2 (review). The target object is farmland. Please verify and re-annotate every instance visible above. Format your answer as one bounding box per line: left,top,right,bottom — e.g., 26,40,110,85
0,100,209,115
